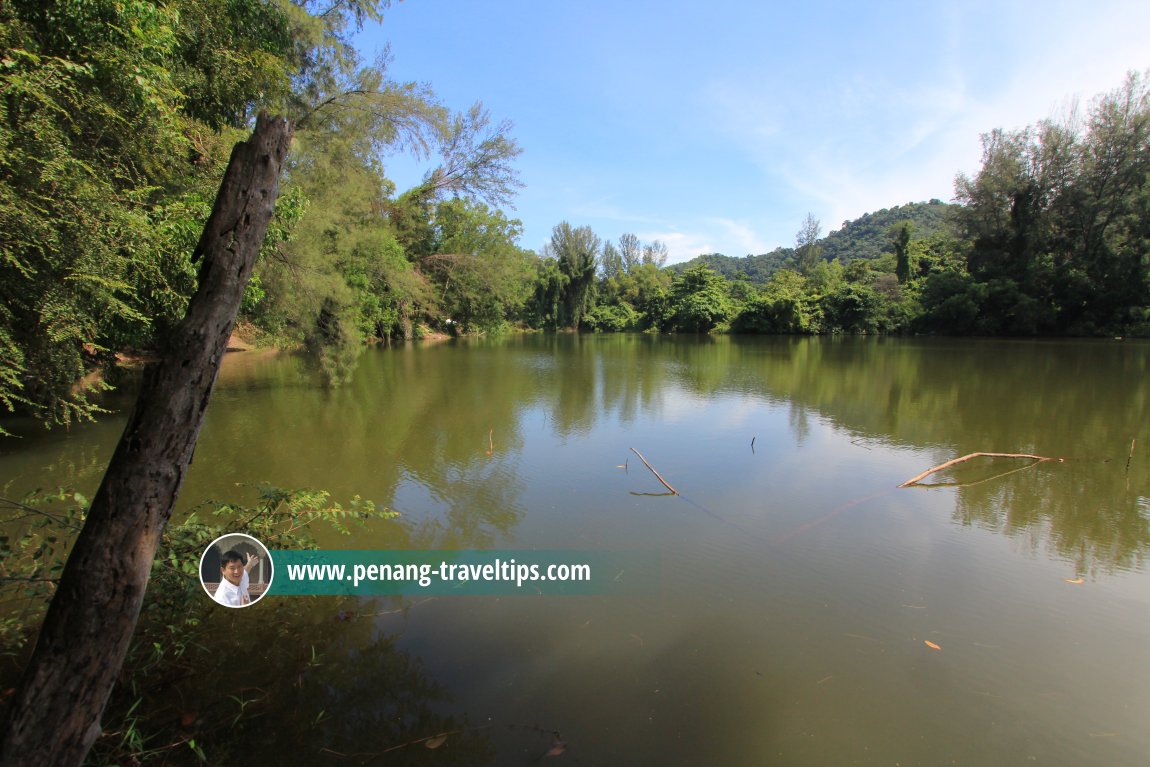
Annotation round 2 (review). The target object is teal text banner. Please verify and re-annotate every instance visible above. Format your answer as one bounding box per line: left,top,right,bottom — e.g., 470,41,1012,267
267,549,659,596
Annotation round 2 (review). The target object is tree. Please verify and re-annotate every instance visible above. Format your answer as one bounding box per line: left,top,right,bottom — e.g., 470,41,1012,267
525,255,568,329
0,0,205,427
417,102,523,207
734,270,822,333
600,240,624,280
619,232,642,274
891,221,913,283
642,239,669,267
548,222,600,330
420,199,534,331
664,265,733,332
795,213,822,275
0,114,293,767
953,70,1150,333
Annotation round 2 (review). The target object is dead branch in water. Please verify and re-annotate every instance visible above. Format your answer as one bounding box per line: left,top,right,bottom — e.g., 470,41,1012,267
630,448,679,495
898,452,1061,488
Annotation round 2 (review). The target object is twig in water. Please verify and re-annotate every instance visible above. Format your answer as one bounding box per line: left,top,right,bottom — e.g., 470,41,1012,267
898,452,1061,488
629,447,679,495
911,459,1046,489
751,436,756,454
1125,438,1135,474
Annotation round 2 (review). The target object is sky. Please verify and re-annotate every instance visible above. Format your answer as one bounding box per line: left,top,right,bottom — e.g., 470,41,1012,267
358,0,1150,263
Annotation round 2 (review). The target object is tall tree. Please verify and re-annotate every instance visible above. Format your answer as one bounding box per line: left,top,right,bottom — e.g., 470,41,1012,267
642,239,670,267
892,221,913,284
0,114,293,767
548,222,600,330
953,70,1149,333
600,240,624,280
420,199,534,331
619,232,642,274
795,213,823,275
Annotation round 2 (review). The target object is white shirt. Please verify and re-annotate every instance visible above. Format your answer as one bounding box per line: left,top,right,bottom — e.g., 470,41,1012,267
213,570,251,607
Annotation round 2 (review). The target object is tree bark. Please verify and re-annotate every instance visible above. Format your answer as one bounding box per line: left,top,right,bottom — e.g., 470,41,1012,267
0,113,293,767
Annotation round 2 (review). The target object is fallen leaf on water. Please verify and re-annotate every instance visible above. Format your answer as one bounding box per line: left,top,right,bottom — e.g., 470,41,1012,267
924,640,942,650
1064,577,1084,584
425,734,448,749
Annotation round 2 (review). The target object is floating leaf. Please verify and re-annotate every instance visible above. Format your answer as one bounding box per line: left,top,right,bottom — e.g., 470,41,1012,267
425,734,448,749
924,640,941,650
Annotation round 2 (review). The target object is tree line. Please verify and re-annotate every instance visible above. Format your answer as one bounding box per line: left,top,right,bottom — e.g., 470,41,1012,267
525,72,1150,338
2,0,1148,433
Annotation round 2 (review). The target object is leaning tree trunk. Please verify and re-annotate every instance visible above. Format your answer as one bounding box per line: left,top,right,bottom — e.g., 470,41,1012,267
0,113,293,767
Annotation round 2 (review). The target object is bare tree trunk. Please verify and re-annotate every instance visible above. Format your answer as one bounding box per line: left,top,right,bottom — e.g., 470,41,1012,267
0,113,293,767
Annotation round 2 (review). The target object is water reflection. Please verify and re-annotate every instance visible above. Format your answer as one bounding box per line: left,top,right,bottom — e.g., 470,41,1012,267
2,336,1150,765
2,337,1147,574
92,596,499,765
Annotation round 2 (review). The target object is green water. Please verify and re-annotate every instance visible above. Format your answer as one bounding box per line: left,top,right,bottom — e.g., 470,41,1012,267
2,335,1149,765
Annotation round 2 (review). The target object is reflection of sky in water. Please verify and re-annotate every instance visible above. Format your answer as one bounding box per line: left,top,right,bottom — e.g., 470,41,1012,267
2,337,1149,765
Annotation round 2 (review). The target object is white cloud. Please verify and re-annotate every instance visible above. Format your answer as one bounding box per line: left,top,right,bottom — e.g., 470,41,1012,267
698,2,1150,247
706,218,769,257
636,230,718,265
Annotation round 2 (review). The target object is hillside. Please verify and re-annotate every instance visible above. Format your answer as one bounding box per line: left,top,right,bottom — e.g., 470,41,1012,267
671,200,957,284
820,199,955,262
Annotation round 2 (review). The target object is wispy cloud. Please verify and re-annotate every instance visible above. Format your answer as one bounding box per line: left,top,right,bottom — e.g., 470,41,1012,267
706,218,769,257
635,230,718,265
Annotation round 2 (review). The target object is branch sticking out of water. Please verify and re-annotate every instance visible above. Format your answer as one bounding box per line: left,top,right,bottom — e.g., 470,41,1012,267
630,448,679,495
898,452,1062,488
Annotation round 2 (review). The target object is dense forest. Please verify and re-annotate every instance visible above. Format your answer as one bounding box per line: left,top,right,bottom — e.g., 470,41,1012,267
1,0,1148,433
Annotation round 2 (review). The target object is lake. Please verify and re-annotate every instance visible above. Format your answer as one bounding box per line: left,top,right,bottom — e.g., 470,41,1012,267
2,335,1149,765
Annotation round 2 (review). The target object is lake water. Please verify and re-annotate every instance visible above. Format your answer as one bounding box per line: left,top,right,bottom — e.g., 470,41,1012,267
2,335,1149,765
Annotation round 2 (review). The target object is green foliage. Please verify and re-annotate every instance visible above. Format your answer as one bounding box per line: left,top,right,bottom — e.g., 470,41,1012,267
795,213,823,276
1,485,399,764
734,270,823,334
585,302,640,332
954,71,1150,334
892,221,913,284
671,202,956,286
670,249,792,283
525,256,568,330
917,270,987,333
820,200,955,263
0,0,188,426
820,282,885,334
547,222,600,330
419,199,535,332
663,265,734,332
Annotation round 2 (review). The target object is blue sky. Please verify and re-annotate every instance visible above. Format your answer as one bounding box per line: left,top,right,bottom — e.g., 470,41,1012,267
359,0,1149,263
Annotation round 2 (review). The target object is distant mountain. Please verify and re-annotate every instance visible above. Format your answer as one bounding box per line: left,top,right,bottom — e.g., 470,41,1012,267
670,200,957,284
820,199,955,263
670,248,793,282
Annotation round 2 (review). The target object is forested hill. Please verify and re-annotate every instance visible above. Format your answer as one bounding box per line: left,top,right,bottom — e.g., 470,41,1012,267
672,200,956,283
821,199,954,261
